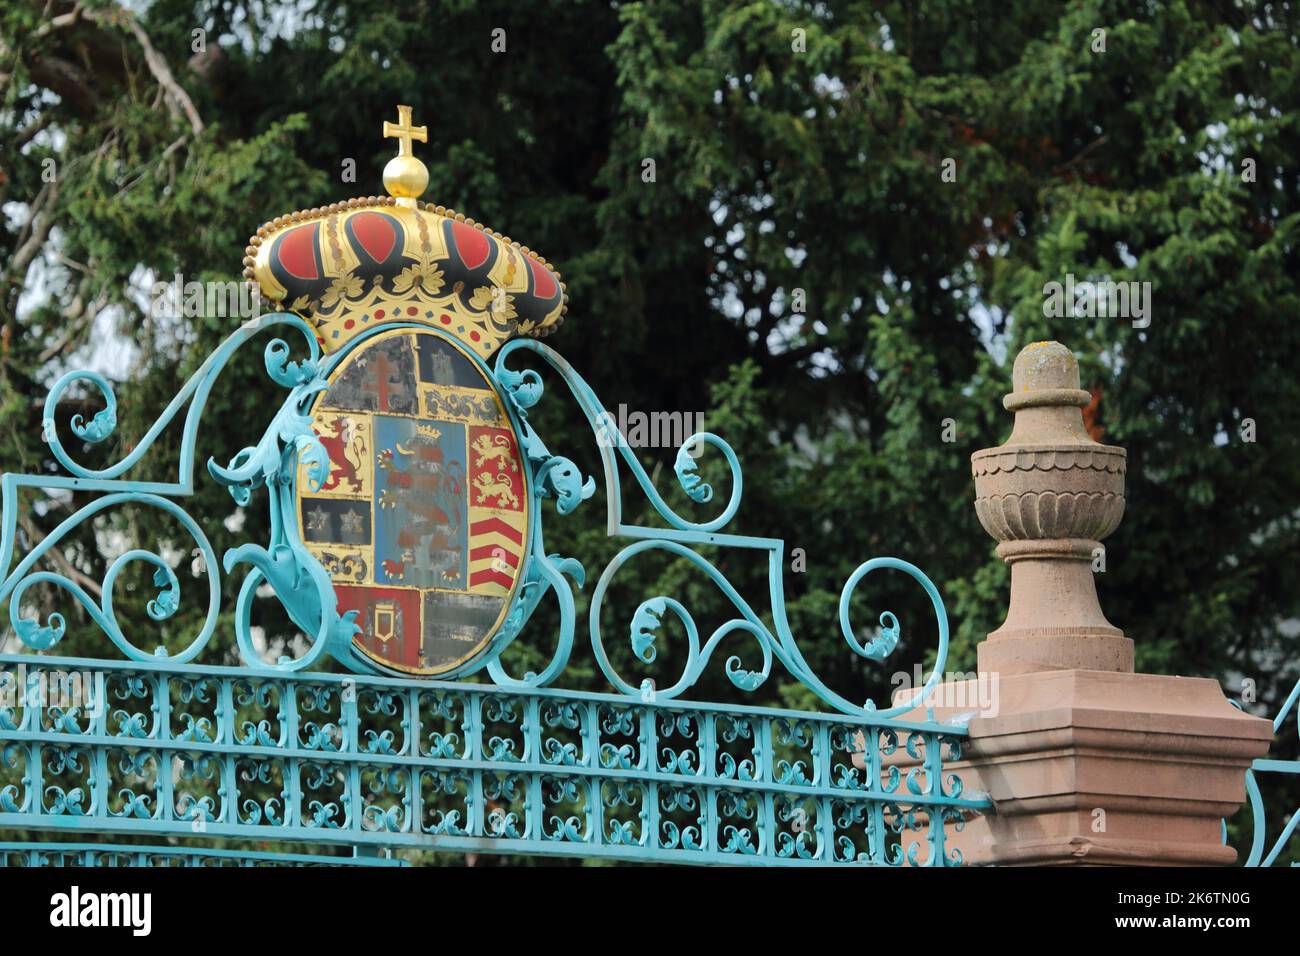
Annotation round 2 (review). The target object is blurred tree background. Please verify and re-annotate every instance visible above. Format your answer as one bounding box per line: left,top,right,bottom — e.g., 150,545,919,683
1,0,1297,864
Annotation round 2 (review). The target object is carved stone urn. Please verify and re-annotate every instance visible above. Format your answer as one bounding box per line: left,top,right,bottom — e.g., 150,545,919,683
883,339,1272,867
971,341,1133,674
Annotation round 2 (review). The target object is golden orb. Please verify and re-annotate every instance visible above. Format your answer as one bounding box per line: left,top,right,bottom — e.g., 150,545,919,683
383,154,428,204
381,105,429,206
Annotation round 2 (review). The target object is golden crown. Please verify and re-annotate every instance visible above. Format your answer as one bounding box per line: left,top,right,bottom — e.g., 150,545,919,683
243,106,567,360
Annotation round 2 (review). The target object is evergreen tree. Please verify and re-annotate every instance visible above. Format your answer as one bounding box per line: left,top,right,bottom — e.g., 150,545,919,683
1,0,1296,863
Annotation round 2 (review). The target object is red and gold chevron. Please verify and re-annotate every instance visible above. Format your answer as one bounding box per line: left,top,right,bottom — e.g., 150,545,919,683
467,509,526,595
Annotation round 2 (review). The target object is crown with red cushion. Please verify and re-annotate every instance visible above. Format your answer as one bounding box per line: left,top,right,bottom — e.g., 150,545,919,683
242,106,566,359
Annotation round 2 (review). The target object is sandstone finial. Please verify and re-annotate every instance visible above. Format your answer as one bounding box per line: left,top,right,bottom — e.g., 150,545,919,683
971,340,1132,674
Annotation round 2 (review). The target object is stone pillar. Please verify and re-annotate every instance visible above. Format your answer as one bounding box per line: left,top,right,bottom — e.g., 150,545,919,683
888,341,1273,866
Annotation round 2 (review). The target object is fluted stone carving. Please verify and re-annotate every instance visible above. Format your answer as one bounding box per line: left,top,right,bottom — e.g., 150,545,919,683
972,449,1125,543
971,341,1134,674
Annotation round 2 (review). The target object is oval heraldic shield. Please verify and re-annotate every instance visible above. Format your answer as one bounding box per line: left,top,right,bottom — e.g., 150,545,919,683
295,328,529,675
244,106,558,676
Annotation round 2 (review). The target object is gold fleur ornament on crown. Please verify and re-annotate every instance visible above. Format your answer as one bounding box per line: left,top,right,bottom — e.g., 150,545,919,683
243,105,567,359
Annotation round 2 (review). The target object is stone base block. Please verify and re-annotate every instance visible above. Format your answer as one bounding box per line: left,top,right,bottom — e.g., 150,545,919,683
886,669,1273,866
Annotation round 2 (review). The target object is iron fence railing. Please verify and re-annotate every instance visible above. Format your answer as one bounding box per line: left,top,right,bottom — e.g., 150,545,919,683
0,655,984,866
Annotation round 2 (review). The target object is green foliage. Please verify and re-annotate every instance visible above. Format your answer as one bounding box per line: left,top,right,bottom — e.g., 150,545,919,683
1,0,1297,864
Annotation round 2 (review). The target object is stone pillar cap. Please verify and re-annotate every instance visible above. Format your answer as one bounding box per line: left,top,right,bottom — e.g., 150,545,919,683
1004,341,1092,412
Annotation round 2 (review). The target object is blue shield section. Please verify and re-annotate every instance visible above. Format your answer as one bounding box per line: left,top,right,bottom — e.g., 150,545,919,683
373,415,467,589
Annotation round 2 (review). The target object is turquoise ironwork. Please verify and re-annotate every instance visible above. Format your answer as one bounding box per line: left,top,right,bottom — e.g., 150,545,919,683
0,654,981,865
487,337,956,717
1238,676,1300,866
0,842,405,867
0,313,985,865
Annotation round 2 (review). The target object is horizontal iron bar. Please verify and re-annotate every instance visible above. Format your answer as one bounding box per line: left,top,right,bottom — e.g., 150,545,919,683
0,816,891,866
2,730,984,806
0,653,967,735
0,738,982,816
0,841,406,866
1251,758,1300,775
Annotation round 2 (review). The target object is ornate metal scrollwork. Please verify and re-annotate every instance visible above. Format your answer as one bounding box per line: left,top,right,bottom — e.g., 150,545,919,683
2,315,368,674
1237,677,1300,866
0,312,982,866
485,337,955,720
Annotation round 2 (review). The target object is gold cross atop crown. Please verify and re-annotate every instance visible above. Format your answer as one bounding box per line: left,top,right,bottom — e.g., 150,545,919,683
382,104,429,206
383,104,427,156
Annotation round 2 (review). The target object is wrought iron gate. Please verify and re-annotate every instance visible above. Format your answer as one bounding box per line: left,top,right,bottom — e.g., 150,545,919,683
0,107,987,867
